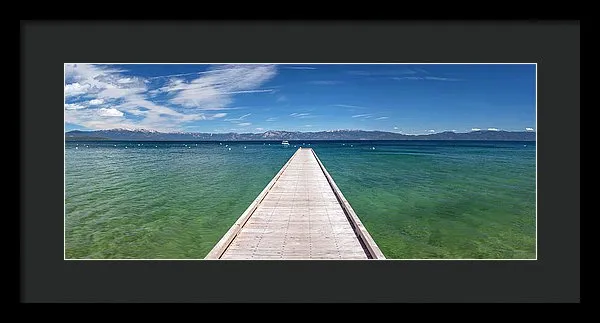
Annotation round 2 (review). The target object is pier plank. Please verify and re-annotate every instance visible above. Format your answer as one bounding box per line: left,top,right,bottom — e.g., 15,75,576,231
206,147,385,260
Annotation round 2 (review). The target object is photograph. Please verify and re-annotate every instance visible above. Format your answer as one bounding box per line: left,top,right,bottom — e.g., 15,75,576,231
64,63,537,260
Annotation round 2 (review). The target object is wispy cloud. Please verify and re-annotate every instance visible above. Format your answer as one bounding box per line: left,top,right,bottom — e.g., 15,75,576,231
424,76,461,81
414,67,430,74
375,116,389,120
428,129,436,133
290,112,313,119
155,64,277,110
277,95,287,102
308,80,342,85
348,70,416,76
284,66,317,70
350,68,461,82
256,127,264,131
392,76,461,81
526,127,534,131
333,104,368,109
145,70,220,80
487,128,499,131
238,122,252,126
393,126,398,130
352,114,372,118
211,113,227,119
471,128,481,131
225,113,251,122
266,117,278,122
304,124,313,127
64,64,277,131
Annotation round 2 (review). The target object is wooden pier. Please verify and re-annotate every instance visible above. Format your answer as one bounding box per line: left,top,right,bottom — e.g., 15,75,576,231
205,147,385,260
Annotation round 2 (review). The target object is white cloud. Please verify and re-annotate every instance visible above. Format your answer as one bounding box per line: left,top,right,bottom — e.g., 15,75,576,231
526,127,534,131
118,78,134,84
352,114,371,118
304,124,312,127
487,128,499,131
471,128,481,131
160,64,277,110
64,64,277,132
375,116,389,120
98,108,124,117
64,82,91,97
238,122,251,126
256,127,264,131
88,99,104,105
393,126,398,130
65,64,127,97
65,103,86,110
266,117,277,122
428,129,435,133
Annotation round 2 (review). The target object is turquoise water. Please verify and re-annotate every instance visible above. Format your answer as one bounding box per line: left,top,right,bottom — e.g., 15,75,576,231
65,141,536,259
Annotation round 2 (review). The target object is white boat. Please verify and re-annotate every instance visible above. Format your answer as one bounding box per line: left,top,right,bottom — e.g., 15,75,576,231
281,140,290,146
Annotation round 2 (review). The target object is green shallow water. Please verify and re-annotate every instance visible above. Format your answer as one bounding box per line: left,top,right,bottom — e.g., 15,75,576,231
65,140,535,259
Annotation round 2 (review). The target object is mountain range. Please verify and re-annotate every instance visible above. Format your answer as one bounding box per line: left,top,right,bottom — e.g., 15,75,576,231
65,128,536,141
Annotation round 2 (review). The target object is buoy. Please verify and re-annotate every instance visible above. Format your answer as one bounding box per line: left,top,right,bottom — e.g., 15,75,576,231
75,147,78,149
114,145,116,147
228,147,231,151
244,146,246,149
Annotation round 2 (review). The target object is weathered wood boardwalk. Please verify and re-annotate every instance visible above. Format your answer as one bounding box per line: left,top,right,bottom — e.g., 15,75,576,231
205,147,385,260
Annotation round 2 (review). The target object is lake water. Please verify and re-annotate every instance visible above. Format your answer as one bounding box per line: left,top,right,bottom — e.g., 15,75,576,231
65,140,536,259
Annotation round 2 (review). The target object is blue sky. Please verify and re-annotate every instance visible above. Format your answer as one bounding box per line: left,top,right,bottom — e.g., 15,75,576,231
65,63,536,134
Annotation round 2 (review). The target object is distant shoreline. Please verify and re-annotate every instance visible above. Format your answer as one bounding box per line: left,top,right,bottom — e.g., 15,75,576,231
66,129,536,142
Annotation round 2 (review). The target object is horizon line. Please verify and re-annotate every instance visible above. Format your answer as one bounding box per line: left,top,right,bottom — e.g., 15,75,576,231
65,128,536,135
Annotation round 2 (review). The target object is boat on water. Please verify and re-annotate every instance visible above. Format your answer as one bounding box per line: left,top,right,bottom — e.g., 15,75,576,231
281,140,290,146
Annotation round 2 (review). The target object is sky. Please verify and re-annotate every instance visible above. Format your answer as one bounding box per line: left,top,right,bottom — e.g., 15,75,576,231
64,63,536,134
